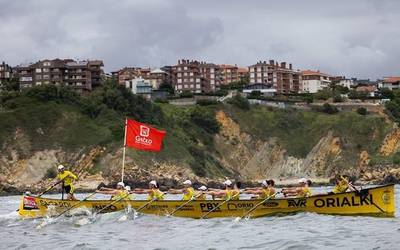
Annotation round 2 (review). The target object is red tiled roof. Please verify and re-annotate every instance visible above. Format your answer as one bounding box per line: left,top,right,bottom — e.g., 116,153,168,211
237,67,248,73
301,70,331,77
384,76,400,83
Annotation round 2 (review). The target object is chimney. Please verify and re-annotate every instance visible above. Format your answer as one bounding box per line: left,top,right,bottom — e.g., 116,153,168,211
269,60,274,66
281,62,286,69
289,63,292,70
264,61,266,64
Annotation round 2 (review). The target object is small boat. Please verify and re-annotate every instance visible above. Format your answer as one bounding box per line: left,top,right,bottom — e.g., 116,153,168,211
18,184,396,219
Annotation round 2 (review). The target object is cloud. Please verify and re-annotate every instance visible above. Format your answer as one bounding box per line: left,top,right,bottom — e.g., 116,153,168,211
0,0,399,79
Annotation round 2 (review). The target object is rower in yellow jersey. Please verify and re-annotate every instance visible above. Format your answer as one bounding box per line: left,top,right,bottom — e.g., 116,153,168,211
168,180,195,200
96,182,132,200
209,180,238,200
133,180,164,200
282,178,312,198
329,175,350,194
196,185,208,200
244,179,276,199
56,165,78,200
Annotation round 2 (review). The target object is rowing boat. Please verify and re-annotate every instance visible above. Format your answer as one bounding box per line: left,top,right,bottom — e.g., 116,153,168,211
18,184,396,219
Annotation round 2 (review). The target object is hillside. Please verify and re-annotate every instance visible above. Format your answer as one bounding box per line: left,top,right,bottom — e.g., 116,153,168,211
1,82,400,193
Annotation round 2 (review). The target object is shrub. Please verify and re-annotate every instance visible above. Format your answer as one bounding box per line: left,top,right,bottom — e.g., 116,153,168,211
228,94,250,110
179,91,194,98
333,95,344,103
393,152,400,165
356,107,368,115
190,108,220,134
248,91,262,99
196,99,219,106
44,167,57,179
154,98,169,104
321,103,339,114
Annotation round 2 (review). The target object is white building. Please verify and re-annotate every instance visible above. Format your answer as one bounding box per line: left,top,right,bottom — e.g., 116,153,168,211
337,78,354,89
125,77,152,99
301,70,332,93
378,77,400,90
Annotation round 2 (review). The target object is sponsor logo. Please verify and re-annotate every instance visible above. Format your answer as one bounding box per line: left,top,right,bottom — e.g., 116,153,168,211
287,199,307,208
200,202,221,212
23,197,39,210
262,201,279,208
135,126,153,146
93,204,117,211
382,191,391,204
227,203,254,210
314,195,374,208
140,125,150,137
39,200,71,208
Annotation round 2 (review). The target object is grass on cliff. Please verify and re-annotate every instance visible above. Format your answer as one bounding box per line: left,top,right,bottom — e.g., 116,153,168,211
224,105,391,159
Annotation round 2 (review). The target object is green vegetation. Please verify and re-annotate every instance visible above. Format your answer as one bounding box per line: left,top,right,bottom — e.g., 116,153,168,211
0,80,396,178
224,105,390,158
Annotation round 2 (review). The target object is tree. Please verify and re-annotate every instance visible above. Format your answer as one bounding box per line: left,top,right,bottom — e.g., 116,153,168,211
321,103,338,114
356,107,368,115
228,94,250,110
248,90,262,99
379,88,394,99
158,82,174,94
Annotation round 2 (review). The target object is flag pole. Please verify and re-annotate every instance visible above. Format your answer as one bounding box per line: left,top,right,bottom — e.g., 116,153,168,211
121,118,128,183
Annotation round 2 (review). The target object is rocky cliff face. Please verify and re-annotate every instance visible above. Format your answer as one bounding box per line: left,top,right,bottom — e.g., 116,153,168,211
1,108,400,194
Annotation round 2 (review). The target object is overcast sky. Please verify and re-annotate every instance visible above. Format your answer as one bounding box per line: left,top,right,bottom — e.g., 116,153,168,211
0,0,399,79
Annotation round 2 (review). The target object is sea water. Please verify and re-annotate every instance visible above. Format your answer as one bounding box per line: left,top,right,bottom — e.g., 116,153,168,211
0,186,399,250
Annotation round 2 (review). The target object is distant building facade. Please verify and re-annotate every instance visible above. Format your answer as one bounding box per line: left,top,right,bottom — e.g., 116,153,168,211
172,59,207,93
125,77,152,99
14,59,103,92
378,77,400,90
0,62,13,85
301,70,332,93
149,68,169,89
199,62,221,91
249,60,300,94
219,64,249,85
113,67,151,85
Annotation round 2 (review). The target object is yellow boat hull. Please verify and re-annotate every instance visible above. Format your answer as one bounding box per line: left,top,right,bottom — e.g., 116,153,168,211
18,184,396,219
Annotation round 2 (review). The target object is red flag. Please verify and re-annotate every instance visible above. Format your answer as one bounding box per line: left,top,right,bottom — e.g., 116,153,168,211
125,119,166,152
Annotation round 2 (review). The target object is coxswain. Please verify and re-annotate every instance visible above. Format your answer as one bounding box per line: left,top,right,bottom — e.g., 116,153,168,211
168,180,195,201
329,175,350,194
133,180,164,200
57,165,78,200
96,182,131,200
245,179,276,199
282,178,312,198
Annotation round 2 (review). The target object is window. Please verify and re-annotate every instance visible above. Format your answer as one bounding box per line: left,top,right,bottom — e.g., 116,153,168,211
196,78,200,83
190,84,194,88
36,82,42,85
43,75,50,79
184,72,188,76
36,75,42,80
190,72,193,76
177,85,182,89
177,79,182,83
190,78,194,82
35,68,42,73
43,62,51,66
184,84,188,88
177,73,182,77
184,67,187,70
196,84,201,88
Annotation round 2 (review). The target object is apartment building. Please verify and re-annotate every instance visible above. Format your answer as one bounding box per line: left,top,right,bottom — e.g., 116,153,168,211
249,60,300,93
173,59,207,93
14,59,104,92
379,77,400,90
301,70,332,93
149,68,169,89
0,61,13,85
199,62,221,91
237,67,249,82
219,64,249,85
113,67,151,85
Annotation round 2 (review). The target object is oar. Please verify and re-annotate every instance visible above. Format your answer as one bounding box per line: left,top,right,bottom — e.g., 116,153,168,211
168,194,202,217
54,191,98,218
346,180,385,213
135,198,157,213
201,193,240,219
234,192,279,222
95,192,131,214
37,178,65,197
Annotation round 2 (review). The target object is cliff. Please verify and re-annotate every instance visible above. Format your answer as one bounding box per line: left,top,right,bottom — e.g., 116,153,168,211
1,84,400,194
